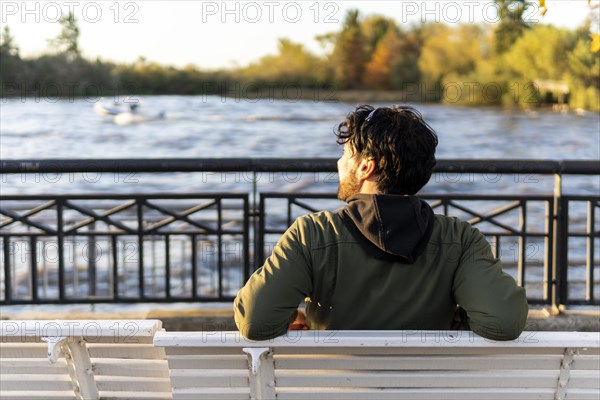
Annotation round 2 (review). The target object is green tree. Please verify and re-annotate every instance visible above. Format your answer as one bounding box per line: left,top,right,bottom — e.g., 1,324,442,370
569,37,600,86
494,0,533,54
0,25,23,96
49,12,81,59
567,26,600,110
586,1,599,53
0,25,19,57
503,25,571,81
241,38,331,87
331,10,367,89
419,25,485,83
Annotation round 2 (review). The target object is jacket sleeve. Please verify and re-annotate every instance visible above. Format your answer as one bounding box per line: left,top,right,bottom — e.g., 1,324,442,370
233,218,313,340
452,226,528,341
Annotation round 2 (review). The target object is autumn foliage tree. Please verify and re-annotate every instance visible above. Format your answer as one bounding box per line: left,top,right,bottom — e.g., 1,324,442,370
331,10,367,89
363,29,401,90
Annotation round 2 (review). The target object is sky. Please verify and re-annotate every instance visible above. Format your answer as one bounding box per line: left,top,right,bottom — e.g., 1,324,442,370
1,0,598,69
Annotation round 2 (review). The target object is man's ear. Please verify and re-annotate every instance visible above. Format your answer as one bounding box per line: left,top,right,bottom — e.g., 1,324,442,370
357,158,377,181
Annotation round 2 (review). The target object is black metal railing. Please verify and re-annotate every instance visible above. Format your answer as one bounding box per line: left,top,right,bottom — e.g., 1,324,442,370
258,193,560,305
1,159,598,306
0,194,249,303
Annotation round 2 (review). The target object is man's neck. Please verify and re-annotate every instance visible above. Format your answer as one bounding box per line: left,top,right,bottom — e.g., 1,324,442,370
358,179,380,195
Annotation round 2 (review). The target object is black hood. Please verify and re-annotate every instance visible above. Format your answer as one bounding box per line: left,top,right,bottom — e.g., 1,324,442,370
339,194,434,264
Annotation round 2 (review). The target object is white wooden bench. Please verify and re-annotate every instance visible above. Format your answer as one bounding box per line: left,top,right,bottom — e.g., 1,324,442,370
153,330,600,400
0,320,171,400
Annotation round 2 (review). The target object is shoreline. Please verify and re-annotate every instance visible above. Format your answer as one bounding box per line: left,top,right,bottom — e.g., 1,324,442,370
0,90,592,113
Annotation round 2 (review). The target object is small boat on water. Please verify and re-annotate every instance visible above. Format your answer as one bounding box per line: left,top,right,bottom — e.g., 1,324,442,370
93,98,132,116
94,98,166,124
114,109,167,125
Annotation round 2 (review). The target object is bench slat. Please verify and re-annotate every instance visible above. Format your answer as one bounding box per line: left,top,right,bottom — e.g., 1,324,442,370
0,343,48,358
0,374,74,391
92,359,170,378
0,391,77,400
0,358,69,374
570,370,600,389
95,376,171,392
170,369,249,388
164,347,245,356
163,345,568,356
573,355,600,370
273,354,563,370
97,391,172,400
274,370,561,388
167,355,247,369
275,387,557,400
88,344,166,360
171,388,249,400
567,389,600,400
273,347,569,355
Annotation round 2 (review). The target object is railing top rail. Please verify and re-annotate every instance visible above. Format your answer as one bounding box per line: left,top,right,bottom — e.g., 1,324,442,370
0,193,249,200
2,159,599,175
260,193,559,201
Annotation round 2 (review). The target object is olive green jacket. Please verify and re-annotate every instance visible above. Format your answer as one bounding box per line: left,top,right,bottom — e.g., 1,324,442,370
234,194,528,341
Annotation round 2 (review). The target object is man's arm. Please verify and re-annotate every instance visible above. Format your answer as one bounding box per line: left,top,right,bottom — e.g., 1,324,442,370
453,227,528,341
234,219,313,340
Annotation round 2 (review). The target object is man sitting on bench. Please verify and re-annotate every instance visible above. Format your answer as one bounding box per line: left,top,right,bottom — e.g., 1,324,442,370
234,105,528,341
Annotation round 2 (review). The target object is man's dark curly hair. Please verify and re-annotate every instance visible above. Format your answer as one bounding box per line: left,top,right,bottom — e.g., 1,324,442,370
335,105,438,195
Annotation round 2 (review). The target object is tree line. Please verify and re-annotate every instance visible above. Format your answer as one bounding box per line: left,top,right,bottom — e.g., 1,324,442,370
1,0,599,110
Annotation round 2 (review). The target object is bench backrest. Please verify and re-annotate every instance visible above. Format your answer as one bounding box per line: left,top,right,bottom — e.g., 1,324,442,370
154,330,600,400
0,320,171,400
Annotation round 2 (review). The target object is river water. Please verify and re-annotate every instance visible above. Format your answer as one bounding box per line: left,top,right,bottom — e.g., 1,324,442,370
1,95,598,195
1,96,598,303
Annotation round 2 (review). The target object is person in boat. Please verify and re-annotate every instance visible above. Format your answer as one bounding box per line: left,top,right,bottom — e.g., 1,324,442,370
233,105,528,341
129,103,139,114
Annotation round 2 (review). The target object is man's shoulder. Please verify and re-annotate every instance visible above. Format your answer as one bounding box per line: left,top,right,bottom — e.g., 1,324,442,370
296,210,343,228
292,210,349,240
432,214,482,242
433,213,469,227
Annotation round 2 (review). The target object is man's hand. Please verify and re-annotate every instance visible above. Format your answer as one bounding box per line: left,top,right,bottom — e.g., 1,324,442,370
451,306,468,330
288,310,310,330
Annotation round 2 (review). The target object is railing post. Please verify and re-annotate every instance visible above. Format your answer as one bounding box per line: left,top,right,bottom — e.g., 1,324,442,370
586,201,596,303
57,199,65,301
30,236,38,302
252,172,260,276
544,199,554,305
552,173,568,312
136,198,145,299
243,196,250,283
87,222,97,297
3,237,12,304
257,193,265,272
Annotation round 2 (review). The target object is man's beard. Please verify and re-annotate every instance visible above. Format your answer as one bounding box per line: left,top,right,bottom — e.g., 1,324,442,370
337,172,360,202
